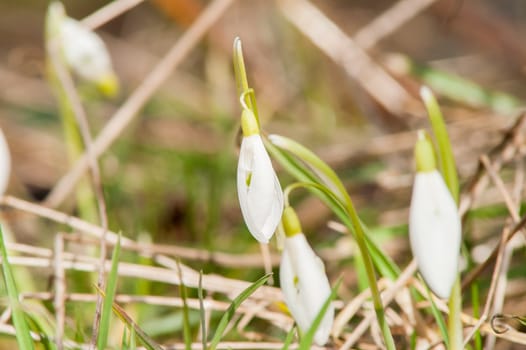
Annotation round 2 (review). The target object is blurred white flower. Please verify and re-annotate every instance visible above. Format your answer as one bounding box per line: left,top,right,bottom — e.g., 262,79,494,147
237,133,283,243
58,14,118,95
280,232,333,345
46,2,118,95
409,169,461,299
0,128,11,197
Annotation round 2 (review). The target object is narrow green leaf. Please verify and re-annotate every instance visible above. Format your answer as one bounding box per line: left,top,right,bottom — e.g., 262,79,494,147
426,284,449,348
121,327,128,350
0,225,34,350
280,326,296,350
0,225,35,350
23,301,57,350
175,260,192,350
299,278,341,350
129,324,136,350
97,235,121,350
198,271,207,350
471,282,482,350
208,273,272,350
268,134,348,202
95,284,163,350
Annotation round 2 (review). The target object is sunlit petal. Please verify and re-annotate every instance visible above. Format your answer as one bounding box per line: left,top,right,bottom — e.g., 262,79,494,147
280,233,333,345
237,134,283,243
409,170,461,299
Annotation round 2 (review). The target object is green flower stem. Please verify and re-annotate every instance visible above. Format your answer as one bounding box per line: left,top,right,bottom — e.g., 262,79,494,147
448,277,463,350
270,136,395,349
45,8,99,224
422,87,463,350
342,192,396,350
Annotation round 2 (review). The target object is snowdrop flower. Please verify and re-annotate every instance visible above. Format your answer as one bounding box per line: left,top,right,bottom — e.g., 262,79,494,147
409,131,461,299
47,2,118,96
0,128,10,197
237,108,283,243
279,206,333,345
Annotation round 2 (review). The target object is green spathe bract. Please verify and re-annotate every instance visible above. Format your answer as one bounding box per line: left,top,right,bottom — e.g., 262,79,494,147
414,130,436,173
282,206,302,238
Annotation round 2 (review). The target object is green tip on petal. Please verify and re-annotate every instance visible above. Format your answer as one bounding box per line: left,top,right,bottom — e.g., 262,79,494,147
415,130,437,172
241,109,259,136
282,206,302,237
96,72,119,98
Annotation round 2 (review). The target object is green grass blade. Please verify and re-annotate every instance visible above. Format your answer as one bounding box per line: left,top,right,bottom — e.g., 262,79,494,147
471,282,482,350
280,326,296,350
0,225,35,350
121,327,128,349
23,301,57,350
176,260,192,350
95,284,163,350
298,278,341,350
198,271,207,349
426,284,449,348
208,273,272,350
130,324,136,350
97,235,121,350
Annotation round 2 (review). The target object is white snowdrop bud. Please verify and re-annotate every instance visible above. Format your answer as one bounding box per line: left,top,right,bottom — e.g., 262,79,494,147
409,131,461,299
237,109,283,243
279,207,333,345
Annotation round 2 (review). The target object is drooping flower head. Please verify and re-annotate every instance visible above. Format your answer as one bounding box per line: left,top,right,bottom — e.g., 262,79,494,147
0,128,10,197
409,131,461,299
279,206,333,345
237,108,283,243
46,2,119,96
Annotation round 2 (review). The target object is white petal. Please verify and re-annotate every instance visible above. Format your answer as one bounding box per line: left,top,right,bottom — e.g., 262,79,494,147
60,18,113,83
409,170,461,299
0,129,10,197
280,249,310,332
237,134,283,243
279,233,334,345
